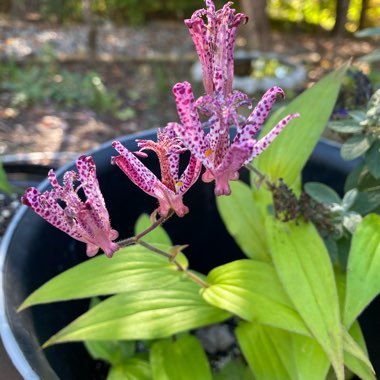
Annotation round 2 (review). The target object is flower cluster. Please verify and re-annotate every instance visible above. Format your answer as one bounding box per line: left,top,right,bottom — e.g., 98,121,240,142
21,0,299,257
21,156,119,257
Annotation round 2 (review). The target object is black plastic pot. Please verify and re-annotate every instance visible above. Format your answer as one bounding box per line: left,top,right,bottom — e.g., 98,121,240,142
0,130,378,379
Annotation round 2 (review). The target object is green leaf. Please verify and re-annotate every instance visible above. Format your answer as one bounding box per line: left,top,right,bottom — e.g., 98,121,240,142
0,162,12,195
343,328,375,380
341,135,372,160
19,245,188,310
150,335,212,380
107,357,151,380
236,321,293,380
214,359,254,380
352,190,380,214
344,214,380,327
216,181,270,261
201,259,309,335
266,217,344,380
85,339,135,366
335,270,375,378
134,214,172,246
43,280,230,346
348,110,368,123
84,297,136,365
358,48,380,63
255,63,349,186
236,321,330,380
365,140,380,179
304,182,341,204
342,189,358,211
328,121,364,133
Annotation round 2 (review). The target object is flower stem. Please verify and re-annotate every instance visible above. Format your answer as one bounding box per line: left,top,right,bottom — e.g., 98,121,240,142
137,240,209,289
245,163,273,188
118,209,174,248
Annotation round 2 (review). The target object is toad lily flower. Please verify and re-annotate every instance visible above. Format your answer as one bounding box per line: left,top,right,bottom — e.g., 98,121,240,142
172,81,300,196
185,0,247,97
112,127,202,217
21,156,119,258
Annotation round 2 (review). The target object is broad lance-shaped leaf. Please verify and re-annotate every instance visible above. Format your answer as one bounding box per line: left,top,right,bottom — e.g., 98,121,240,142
43,280,230,346
134,213,172,246
216,181,270,261
266,217,344,380
236,321,330,380
150,335,212,380
335,270,375,379
254,63,349,186
344,214,380,328
19,245,188,310
84,297,136,365
201,259,309,336
107,357,151,380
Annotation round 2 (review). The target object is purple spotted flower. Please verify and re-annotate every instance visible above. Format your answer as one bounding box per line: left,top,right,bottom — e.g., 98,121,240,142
185,0,247,97
172,81,299,196
112,127,202,217
21,156,119,258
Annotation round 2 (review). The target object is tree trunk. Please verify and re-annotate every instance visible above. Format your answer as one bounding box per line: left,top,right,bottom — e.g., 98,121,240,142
358,0,369,30
82,0,98,60
332,0,350,36
240,0,271,51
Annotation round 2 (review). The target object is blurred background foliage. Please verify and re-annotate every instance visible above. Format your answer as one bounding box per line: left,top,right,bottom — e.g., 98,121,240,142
0,0,379,32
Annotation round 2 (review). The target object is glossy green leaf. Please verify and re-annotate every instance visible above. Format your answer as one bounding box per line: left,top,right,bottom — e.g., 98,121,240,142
134,213,172,245
365,140,380,179
304,182,341,204
84,297,136,364
216,181,270,261
19,245,188,310
341,135,372,160
290,333,330,380
214,359,254,380
236,321,330,380
236,321,293,380
266,217,344,380
344,214,380,327
255,63,349,186
201,259,309,335
107,357,151,380
150,335,212,380
43,280,230,346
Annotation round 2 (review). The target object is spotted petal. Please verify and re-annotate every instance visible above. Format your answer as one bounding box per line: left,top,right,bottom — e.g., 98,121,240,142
246,113,300,163
213,139,255,195
21,187,83,241
112,140,160,198
172,82,209,162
